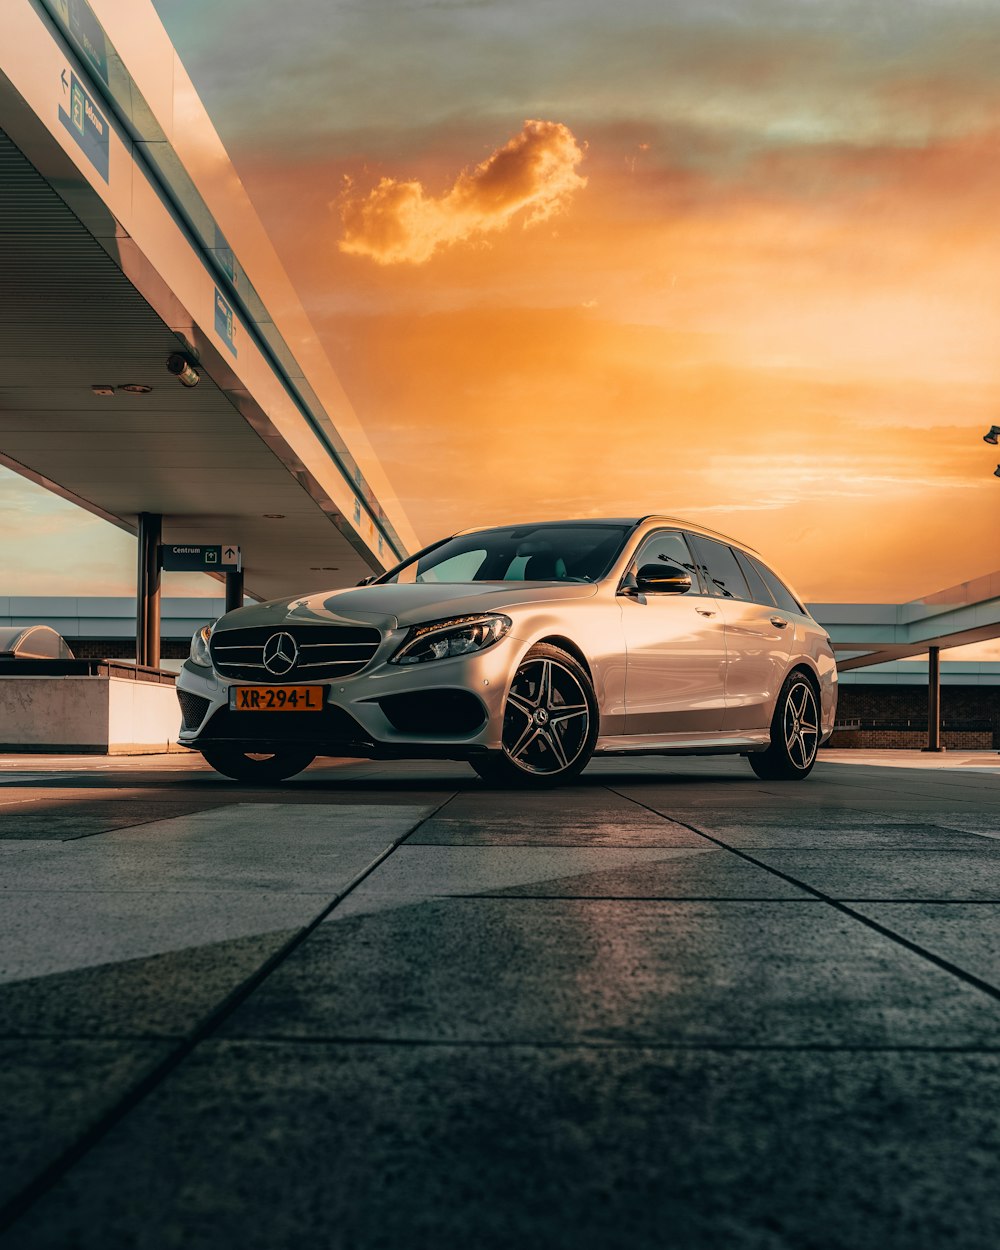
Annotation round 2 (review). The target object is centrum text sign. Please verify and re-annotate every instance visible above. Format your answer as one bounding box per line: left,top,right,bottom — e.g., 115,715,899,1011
58,69,109,182
160,545,241,572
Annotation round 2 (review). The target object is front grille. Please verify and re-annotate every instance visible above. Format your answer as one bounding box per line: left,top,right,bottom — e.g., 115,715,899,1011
210,623,381,683
177,689,211,729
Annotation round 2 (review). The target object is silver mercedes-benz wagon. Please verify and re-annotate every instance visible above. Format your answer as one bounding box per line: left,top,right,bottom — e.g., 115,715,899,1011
175,517,838,786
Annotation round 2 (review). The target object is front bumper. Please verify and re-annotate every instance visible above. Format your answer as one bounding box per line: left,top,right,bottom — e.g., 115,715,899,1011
175,634,522,759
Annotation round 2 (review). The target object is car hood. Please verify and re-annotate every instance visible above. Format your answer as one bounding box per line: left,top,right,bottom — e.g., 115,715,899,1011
213,581,599,634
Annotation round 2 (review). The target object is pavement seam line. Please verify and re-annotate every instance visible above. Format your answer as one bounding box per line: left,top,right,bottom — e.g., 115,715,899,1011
182,1035,1000,1053
605,786,1000,1004
2,1033,1000,1054
438,893,823,902
0,792,459,1235
60,809,224,842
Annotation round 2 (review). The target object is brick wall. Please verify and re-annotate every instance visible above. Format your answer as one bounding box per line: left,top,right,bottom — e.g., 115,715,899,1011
829,728,993,749
69,639,190,660
835,684,1000,748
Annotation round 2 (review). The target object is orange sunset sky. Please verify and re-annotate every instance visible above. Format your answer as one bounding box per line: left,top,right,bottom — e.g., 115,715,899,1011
3,0,1000,615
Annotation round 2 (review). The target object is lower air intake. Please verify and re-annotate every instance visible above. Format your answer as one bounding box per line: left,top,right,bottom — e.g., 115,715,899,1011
378,690,486,736
177,689,211,730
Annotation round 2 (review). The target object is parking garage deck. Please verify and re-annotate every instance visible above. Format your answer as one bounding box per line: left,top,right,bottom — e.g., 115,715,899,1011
0,751,997,1248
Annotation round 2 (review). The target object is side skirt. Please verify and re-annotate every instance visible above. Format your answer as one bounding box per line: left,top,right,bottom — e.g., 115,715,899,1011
594,731,770,756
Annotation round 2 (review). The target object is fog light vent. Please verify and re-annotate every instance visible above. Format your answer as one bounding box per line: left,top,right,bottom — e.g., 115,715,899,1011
177,689,211,729
378,690,486,736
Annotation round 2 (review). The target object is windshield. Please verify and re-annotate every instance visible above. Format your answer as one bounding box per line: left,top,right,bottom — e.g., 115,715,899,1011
379,523,634,585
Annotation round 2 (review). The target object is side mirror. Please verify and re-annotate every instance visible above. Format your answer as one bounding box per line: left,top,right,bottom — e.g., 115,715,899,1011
356,574,376,586
635,562,693,595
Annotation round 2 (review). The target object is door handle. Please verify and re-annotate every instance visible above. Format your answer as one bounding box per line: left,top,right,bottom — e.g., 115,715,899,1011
770,616,788,628
696,607,717,617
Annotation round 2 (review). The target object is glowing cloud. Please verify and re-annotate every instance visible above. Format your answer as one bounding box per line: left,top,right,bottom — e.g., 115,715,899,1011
338,119,587,264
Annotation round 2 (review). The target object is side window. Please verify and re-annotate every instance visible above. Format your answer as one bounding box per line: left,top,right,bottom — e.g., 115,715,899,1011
631,530,702,593
734,549,776,607
748,556,805,614
689,536,753,601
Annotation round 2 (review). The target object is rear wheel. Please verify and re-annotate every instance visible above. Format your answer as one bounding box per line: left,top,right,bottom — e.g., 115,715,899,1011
470,643,597,788
748,672,820,781
200,745,316,782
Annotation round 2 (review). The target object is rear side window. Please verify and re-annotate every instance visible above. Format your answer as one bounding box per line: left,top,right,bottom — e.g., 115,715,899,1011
747,555,805,614
688,536,753,601
734,549,775,607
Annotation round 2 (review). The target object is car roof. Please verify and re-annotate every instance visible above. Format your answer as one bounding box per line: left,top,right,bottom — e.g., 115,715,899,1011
454,516,762,557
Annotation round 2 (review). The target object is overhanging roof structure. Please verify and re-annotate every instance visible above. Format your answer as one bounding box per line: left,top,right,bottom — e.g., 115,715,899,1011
809,569,1000,671
0,0,419,600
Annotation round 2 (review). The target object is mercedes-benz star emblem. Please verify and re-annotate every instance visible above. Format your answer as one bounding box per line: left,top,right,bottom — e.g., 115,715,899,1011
262,631,299,676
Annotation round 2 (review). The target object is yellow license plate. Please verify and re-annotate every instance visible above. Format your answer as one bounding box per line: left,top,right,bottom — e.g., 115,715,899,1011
230,685,325,712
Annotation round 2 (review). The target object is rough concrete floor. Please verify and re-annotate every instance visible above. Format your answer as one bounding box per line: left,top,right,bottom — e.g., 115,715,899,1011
0,750,997,1248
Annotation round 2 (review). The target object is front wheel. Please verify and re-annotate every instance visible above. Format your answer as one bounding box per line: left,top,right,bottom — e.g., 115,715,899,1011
748,672,820,781
471,642,598,788
200,745,316,783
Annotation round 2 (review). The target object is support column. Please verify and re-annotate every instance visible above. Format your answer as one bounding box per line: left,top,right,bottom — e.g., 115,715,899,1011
922,645,944,753
136,512,161,669
225,566,244,614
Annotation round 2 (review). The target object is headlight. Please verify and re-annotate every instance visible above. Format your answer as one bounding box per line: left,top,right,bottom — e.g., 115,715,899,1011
391,614,512,665
189,622,216,668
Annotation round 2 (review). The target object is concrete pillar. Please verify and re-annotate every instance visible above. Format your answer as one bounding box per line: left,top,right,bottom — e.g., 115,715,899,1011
225,566,244,614
136,512,161,669
922,645,944,753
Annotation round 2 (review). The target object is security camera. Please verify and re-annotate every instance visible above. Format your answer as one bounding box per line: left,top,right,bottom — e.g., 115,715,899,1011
167,352,201,388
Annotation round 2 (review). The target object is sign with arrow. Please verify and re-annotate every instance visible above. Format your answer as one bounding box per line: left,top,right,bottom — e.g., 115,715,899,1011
160,544,241,573
57,68,109,183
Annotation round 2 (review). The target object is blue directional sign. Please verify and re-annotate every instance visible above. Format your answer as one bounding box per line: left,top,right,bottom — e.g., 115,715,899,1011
58,70,109,182
65,0,109,84
214,286,238,357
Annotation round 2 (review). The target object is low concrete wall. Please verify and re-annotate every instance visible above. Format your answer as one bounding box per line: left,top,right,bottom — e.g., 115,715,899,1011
0,675,182,754
828,728,993,750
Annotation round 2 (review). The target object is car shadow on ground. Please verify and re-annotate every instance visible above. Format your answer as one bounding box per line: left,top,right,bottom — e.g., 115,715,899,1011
204,771,764,794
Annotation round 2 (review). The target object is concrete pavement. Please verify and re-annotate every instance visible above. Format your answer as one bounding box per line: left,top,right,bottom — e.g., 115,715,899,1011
0,750,997,1248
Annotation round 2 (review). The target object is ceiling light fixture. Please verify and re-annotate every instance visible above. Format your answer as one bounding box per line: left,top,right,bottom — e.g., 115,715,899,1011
167,352,201,388
263,513,285,519
91,384,115,397
983,425,1000,445
120,383,152,394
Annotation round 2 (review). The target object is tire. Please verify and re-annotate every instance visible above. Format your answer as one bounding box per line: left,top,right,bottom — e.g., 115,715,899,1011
748,671,821,781
200,745,316,782
470,642,598,788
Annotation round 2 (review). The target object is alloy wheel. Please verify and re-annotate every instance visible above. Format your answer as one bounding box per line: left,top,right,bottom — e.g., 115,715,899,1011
502,656,591,775
782,680,819,771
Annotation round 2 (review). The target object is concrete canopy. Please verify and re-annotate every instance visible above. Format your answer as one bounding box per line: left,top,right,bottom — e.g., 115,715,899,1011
0,0,419,602
810,569,1000,671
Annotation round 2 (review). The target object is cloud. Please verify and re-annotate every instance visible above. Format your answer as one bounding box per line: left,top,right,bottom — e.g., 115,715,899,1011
338,119,587,264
